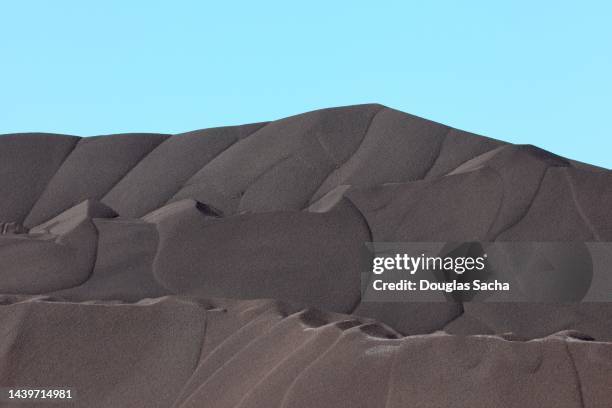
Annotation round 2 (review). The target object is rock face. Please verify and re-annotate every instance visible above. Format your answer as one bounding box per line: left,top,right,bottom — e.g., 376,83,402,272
0,104,610,407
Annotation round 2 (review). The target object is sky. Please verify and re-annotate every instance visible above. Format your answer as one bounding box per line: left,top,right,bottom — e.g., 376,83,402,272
1,1,610,168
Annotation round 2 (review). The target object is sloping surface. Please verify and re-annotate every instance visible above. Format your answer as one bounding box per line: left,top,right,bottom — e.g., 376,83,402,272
0,104,610,407
1,296,610,408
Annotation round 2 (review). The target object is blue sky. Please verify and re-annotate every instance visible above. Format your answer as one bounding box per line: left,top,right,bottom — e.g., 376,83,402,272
1,1,610,168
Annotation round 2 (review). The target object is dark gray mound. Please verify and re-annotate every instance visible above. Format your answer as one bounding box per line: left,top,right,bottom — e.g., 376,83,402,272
1,104,610,407
1,296,610,408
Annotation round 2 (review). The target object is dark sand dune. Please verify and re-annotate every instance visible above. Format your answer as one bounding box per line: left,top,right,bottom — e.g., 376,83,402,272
0,104,611,407
1,296,610,408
